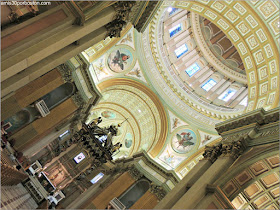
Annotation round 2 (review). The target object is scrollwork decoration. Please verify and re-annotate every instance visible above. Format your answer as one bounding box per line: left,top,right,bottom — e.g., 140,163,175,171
71,93,85,108
128,166,143,181
149,183,167,201
105,1,136,38
203,137,247,162
58,64,73,83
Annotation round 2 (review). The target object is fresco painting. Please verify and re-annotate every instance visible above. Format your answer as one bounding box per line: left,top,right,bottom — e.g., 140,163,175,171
124,133,133,148
107,48,133,73
171,129,197,154
159,148,185,169
101,111,116,119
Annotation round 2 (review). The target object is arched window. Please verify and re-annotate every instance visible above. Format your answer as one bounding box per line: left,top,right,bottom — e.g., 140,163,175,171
118,179,150,209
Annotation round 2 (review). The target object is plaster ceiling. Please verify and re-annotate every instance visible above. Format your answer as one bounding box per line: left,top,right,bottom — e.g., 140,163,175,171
86,78,168,159
82,0,280,177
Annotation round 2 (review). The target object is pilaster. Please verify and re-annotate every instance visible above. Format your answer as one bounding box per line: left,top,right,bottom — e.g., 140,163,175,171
155,159,211,209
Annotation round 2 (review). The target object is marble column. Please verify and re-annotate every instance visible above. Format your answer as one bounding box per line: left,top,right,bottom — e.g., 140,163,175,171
155,159,212,209
171,156,235,209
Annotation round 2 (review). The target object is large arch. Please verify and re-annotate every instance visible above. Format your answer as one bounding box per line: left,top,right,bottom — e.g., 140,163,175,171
216,143,279,209
98,78,168,158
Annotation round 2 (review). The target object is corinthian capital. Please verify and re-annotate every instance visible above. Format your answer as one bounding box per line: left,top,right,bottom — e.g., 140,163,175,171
105,1,136,38
203,137,247,162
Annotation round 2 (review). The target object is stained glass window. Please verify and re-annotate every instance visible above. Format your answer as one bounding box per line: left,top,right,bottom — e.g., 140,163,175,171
201,79,217,91
218,88,237,102
59,130,69,139
90,173,104,184
169,23,182,37
169,8,179,16
74,152,85,164
175,44,188,58
185,63,200,77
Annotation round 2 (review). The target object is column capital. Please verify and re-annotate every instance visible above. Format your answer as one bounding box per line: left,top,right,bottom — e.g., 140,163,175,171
203,137,247,163
105,1,136,38
127,165,144,181
58,64,73,83
149,182,167,201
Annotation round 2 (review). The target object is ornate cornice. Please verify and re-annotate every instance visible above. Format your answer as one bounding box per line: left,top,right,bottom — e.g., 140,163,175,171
215,108,279,135
128,1,145,25
129,1,162,33
132,151,180,183
114,151,180,184
128,165,144,181
213,107,279,150
67,54,102,122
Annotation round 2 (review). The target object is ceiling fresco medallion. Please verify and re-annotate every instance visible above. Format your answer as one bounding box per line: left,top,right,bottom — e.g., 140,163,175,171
171,129,197,154
124,133,133,148
101,110,116,119
107,48,134,73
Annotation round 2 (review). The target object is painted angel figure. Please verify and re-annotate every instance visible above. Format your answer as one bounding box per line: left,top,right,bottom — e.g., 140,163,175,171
112,50,130,70
164,150,174,165
173,118,179,129
128,68,141,77
202,135,212,144
176,132,194,148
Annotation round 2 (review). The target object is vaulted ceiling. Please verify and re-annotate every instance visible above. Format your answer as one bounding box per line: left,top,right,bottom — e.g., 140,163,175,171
81,0,279,177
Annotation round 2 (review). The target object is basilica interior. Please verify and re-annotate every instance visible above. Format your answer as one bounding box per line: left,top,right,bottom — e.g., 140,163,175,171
1,1,279,209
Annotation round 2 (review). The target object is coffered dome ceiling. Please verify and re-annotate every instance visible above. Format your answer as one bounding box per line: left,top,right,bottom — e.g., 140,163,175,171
81,0,279,176
147,7,248,121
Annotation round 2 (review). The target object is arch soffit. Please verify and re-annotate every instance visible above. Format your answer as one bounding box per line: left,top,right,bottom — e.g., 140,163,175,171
216,143,279,187
98,78,168,158
214,144,279,208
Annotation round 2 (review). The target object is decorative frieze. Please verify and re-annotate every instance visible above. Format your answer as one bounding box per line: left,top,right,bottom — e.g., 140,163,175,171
222,131,250,142
259,127,279,138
